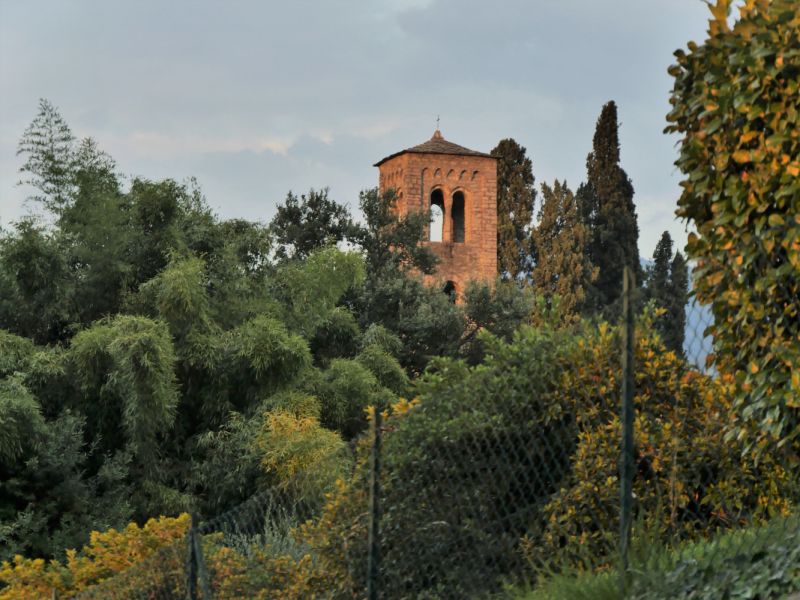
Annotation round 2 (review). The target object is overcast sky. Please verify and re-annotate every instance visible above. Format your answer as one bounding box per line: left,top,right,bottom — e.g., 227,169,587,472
0,0,718,259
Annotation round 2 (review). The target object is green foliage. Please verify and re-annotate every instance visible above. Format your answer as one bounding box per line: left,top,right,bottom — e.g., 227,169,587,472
356,344,411,399
578,101,643,313
521,314,798,573
637,518,800,600
253,408,348,499
228,315,311,388
0,218,72,344
3,99,537,575
273,246,365,336
492,138,537,280
343,187,535,375
0,411,133,563
666,0,800,445
69,315,179,468
0,376,46,464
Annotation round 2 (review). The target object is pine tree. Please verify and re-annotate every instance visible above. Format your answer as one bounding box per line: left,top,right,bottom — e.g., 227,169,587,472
644,231,688,357
491,138,536,281
579,101,642,313
530,180,598,325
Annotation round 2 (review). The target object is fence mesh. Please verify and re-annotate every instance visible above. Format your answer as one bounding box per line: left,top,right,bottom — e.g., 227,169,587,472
68,269,799,600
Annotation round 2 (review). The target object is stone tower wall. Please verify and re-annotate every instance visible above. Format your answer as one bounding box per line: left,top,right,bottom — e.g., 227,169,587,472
378,152,497,292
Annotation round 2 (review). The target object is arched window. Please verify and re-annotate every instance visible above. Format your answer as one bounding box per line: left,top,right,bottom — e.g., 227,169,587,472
429,189,444,242
444,280,458,302
451,191,465,243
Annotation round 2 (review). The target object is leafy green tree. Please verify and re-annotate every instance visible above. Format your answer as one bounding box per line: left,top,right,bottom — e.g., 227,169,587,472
492,139,536,280
529,180,598,325
269,187,355,261
666,0,800,446
644,231,688,357
577,101,642,313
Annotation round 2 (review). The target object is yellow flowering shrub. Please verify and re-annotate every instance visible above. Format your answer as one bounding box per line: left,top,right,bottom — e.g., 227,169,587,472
0,514,190,599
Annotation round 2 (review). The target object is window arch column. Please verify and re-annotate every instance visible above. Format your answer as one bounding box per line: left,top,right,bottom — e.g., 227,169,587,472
451,191,465,243
443,192,453,242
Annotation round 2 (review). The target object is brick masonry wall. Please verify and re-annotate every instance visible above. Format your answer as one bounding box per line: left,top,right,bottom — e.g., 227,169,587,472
378,152,498,294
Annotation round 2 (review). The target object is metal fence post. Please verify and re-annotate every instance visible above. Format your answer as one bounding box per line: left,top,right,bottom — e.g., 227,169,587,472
620,266,636,572
367,405,382,600
186,512,211,600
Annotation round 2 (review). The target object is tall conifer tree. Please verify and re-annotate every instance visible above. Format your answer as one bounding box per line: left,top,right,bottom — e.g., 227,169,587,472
491,139,536,281
644,231,688,357
530,180,598,325
578,101,642,312
667,248,688,357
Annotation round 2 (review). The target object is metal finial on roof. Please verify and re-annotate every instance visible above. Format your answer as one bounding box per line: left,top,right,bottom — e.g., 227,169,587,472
373,131,498,167
437,115,440,129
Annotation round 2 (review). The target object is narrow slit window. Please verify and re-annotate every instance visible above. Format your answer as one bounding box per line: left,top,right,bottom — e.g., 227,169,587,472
430,189,444,242
451,191,465,243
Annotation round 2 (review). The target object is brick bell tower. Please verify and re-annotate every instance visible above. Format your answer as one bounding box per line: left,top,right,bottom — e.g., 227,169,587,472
374,130,499,295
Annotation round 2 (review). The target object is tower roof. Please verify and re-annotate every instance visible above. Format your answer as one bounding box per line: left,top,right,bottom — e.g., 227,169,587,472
373,130,498,167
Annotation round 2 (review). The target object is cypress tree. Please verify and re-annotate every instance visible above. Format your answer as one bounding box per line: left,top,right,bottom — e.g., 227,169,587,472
530,180,598,325
644,231,688,357
579,101,642,312
491,138,536,281
667,248,688,357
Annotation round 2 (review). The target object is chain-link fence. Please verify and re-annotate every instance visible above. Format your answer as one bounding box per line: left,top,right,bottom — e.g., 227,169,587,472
66,267,799,600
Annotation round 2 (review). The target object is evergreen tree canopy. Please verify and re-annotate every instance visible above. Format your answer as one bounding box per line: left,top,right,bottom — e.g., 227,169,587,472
578,101,642,313
530,180,598,325
491,138,536,281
